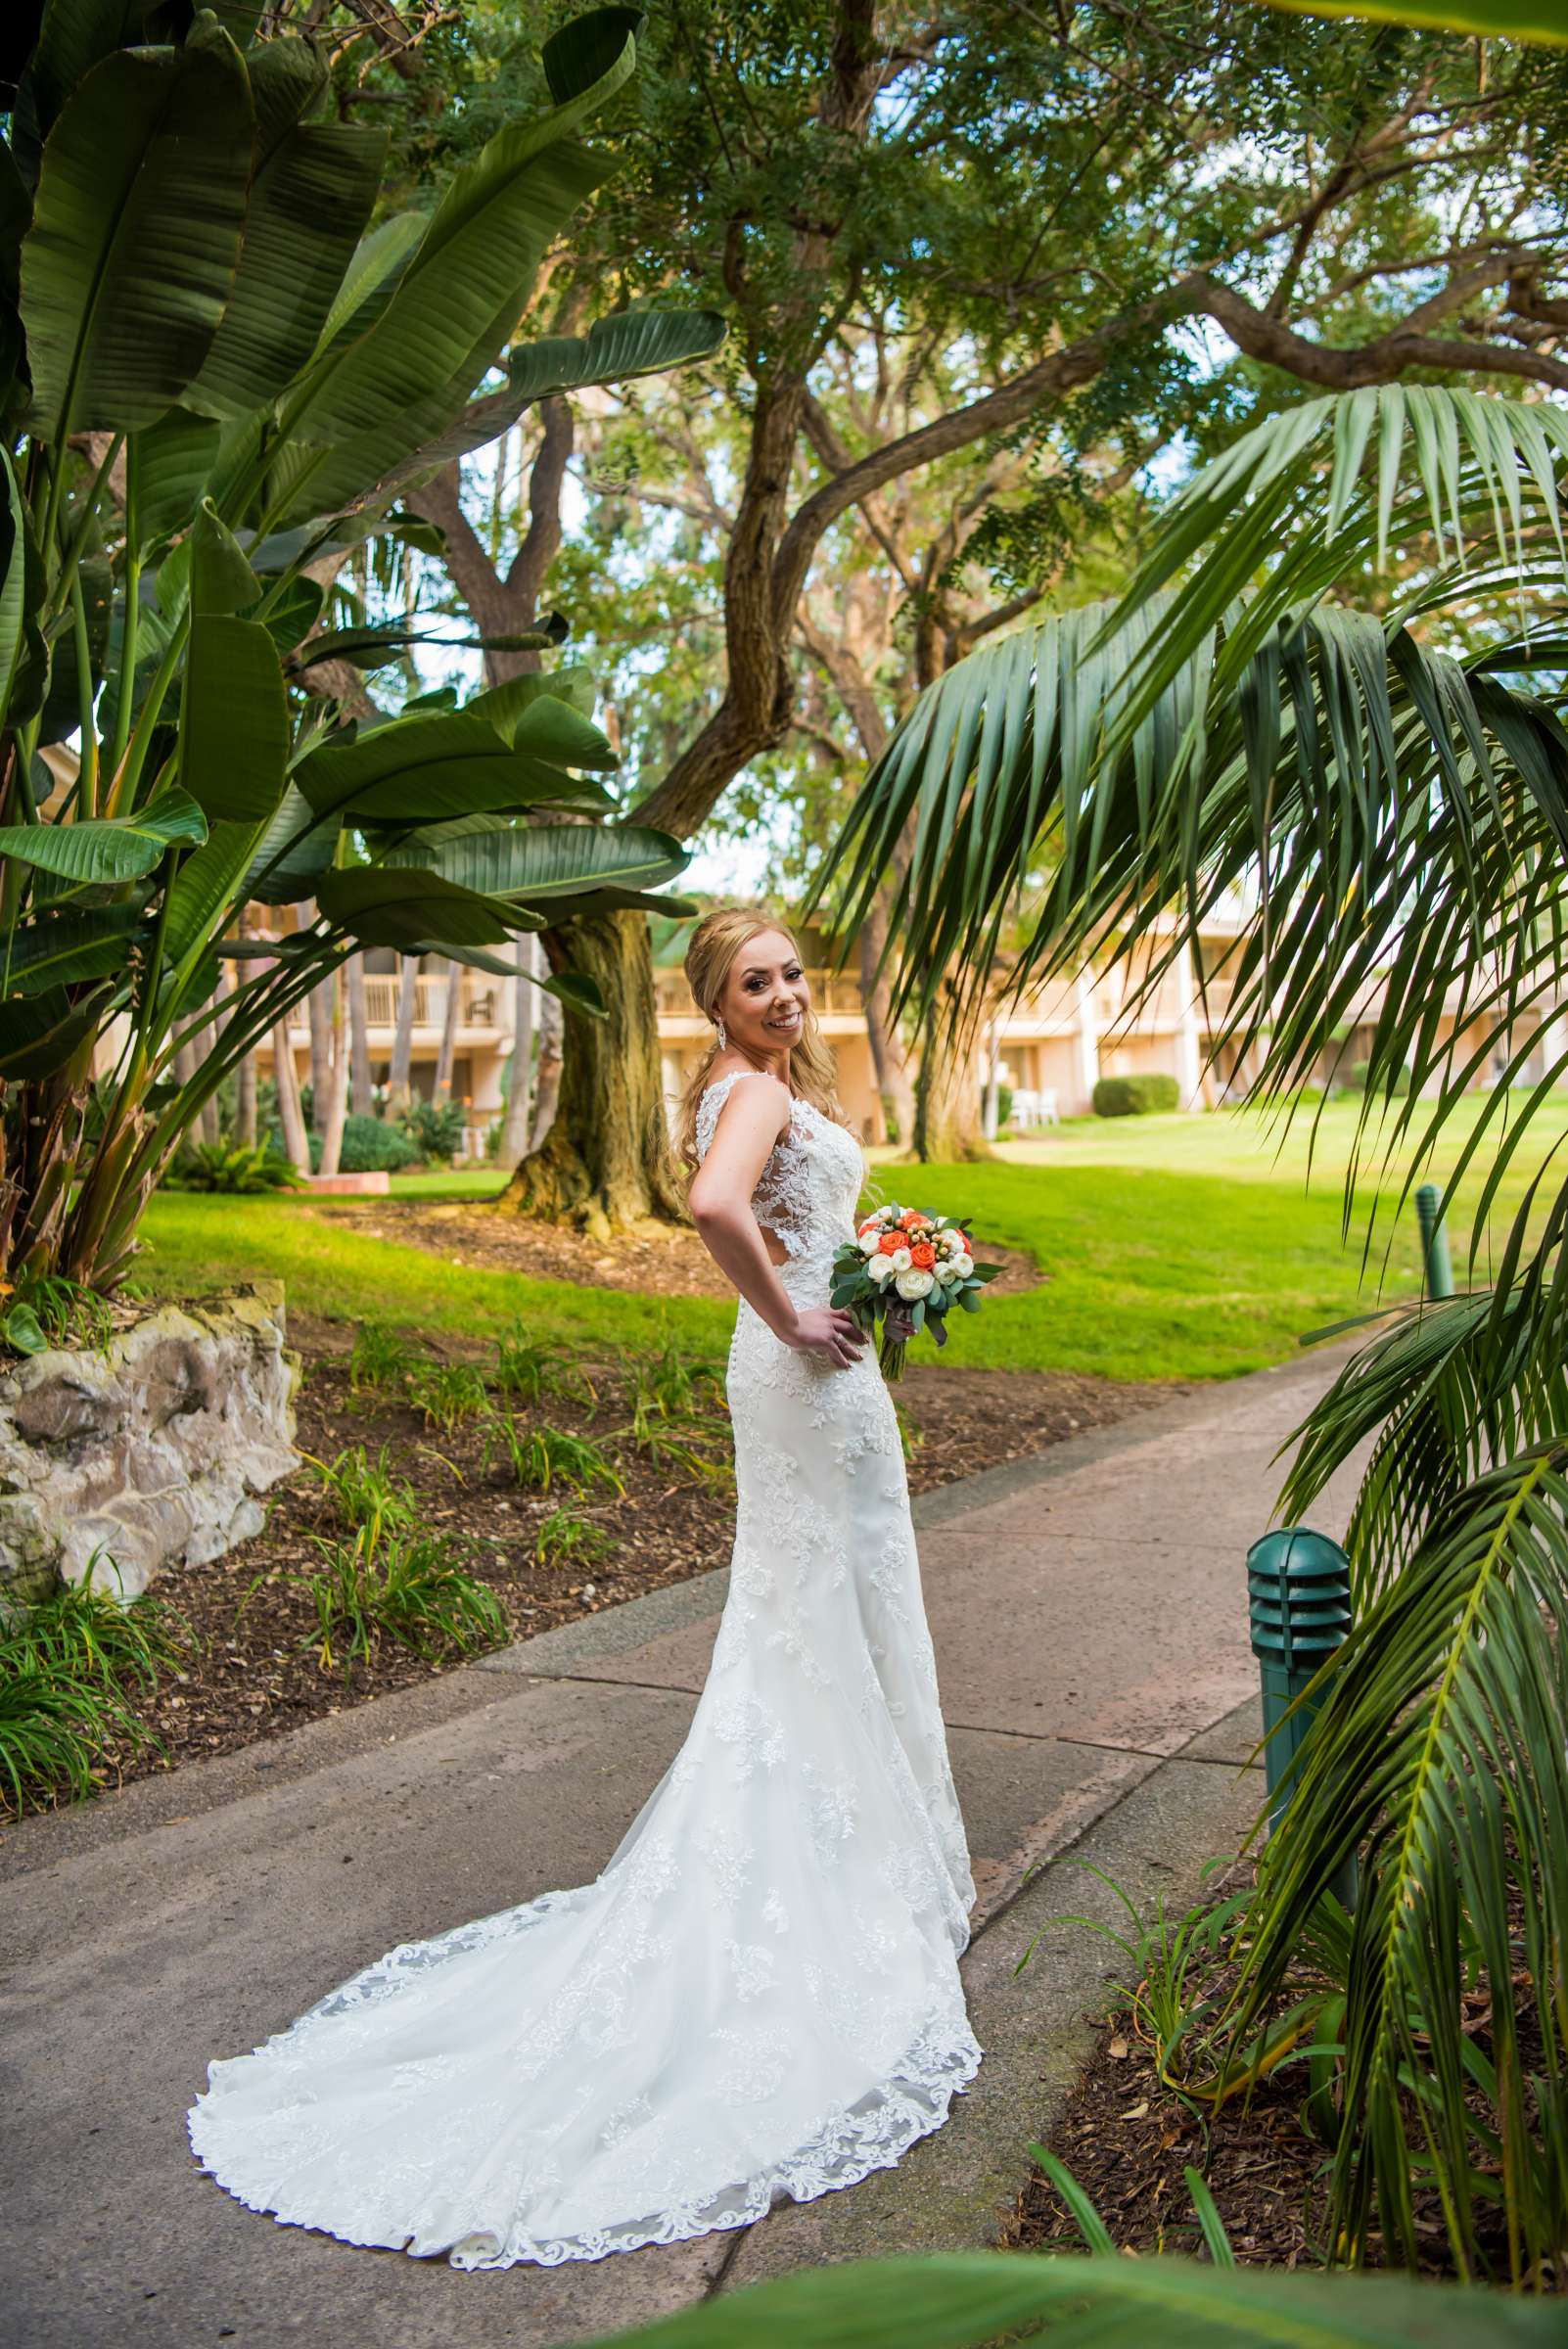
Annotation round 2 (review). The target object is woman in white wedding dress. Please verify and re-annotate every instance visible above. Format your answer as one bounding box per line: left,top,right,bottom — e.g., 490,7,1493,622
187,908,981,2269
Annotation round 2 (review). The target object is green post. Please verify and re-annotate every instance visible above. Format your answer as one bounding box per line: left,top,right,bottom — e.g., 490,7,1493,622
1416,1181,1454,1300
1247,1526,1358,1911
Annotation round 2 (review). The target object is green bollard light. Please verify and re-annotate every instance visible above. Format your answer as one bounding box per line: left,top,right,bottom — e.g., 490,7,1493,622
1416,1180,1454,1300
1247,1526,1358,1911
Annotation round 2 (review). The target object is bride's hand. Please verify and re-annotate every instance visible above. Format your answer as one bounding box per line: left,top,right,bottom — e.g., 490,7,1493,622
786,1307,866,1367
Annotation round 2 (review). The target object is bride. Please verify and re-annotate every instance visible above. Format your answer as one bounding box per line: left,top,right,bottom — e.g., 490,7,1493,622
187,906,981,2269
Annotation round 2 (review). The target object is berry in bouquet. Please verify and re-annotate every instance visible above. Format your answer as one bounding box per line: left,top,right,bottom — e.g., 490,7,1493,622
831,1203,1001,1382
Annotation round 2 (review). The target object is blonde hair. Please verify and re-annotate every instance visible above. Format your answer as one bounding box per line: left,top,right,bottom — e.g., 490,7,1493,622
672,909,853,1177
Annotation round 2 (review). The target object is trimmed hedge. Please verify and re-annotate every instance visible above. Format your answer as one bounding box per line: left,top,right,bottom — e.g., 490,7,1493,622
1092,1073,1181,1117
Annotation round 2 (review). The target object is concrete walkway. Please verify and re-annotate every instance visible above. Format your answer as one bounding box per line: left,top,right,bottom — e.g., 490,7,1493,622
0,1342,1365,2349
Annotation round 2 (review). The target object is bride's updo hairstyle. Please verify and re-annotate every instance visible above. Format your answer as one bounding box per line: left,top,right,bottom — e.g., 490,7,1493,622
672,908,852,1177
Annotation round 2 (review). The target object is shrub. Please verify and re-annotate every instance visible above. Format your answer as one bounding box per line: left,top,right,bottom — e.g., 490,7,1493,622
165,1141,300,1194
337,1116,420,1174
1092,1074,1181,1117
995,1082,1014,1128
399,1097,466,1164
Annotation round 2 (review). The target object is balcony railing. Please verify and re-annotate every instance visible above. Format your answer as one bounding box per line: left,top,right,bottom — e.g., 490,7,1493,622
299,975,502,1033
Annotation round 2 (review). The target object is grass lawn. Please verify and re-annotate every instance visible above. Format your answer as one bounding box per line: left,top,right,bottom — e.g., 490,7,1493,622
137,1093,1567,1385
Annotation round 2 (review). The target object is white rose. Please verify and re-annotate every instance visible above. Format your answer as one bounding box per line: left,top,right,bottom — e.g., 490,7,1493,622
867,1253,898,1286
895,1268,935,1300
951,1252,974,1278
937,1258,963,1284
859,1231,883,1256
891,1246,912,1271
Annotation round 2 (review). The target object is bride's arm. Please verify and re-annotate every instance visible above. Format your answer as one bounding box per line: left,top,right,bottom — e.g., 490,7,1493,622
688,1080,865,1367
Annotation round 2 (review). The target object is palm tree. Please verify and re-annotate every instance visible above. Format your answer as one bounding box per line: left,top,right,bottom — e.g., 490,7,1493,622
814,384,1568,2279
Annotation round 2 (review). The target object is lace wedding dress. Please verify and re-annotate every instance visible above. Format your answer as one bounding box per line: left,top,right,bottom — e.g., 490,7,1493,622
187,1067,981,2268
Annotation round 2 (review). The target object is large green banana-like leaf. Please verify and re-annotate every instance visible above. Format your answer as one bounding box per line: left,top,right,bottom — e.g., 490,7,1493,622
180,38,385,421
19,18,253,438
161,817,268,966
1249,0,1566,37
465,665,597,735
9,0,156,182
181,614,288,823
382,816,690,899
266,19,634,527
2,902,143,994
125,408,223,554
241,785,340,905
392,306,729,490
0,133,29,420
314,865,520,951
0,984,111,1080
0,442,46,730
574,2249,1564,2349
294,709,609,825
303,208,425,371
0,786,205,883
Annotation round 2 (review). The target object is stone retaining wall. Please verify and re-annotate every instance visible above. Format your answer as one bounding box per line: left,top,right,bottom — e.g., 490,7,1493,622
0,1282,299,1607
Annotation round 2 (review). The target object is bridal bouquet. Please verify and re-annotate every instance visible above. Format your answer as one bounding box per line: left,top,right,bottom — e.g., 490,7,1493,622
831,1204,1001,1382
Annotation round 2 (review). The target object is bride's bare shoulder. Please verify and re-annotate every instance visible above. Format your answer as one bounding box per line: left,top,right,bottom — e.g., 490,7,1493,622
699,1063,794,1133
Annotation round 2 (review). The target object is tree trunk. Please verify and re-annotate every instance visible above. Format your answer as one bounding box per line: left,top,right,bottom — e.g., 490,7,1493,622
498,938,537,1167
271,1021,311,1174
230,904,256,1146
434,956,462,1095
306,971,332,1131
911,989,992,1164
346,953,374,1117
318,966,350,1178
389,955,419,1103
859,894,916,1146
530,982,562,1151
501,912,683,1237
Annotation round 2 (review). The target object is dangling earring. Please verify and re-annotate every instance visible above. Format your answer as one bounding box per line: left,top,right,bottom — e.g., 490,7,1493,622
716,1019,728,1051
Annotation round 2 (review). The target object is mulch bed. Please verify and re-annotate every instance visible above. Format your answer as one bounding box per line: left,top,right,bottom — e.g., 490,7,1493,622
996,1914,1335,2270
997,1868,1521,2280
23,1299,1177,1816
318,1192,1046,1304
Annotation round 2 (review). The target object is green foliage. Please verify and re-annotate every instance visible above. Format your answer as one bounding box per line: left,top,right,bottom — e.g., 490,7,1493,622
398,1096,466,1166
492,1320,597,1407
300,1445,418,1548
0,1567,190,1816
286,1524,506,1680
0,4,713,1300
823,384,1568,2278
164,1140,300,1193
485,1416,625,1497
1093,1075,1181,1118
532,1506,617,1571
565,2247,1566,2347
347,1320,417,1394
407,1358,490,1432
336,1115,419,1175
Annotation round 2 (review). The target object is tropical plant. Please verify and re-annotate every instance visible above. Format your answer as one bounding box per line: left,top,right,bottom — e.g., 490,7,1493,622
346,1319,415,1393
290,1523,505,1678
0,1563,189,1814
163,1139,299,1192
818,382,1568,2280
0,3,720,1307
568,2248,1564,2347
398,1095,466,1165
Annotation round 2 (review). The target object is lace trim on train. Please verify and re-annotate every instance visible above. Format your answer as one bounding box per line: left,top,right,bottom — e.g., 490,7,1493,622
186,1876,982,2271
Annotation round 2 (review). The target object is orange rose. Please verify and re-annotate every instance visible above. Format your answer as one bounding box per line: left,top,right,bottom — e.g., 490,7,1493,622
909,1241,937,1269
878,1231,902,1255
899,1209,925,1229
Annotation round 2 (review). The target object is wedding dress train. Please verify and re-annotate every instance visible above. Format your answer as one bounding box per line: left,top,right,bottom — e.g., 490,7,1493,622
187,1067,982,2268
